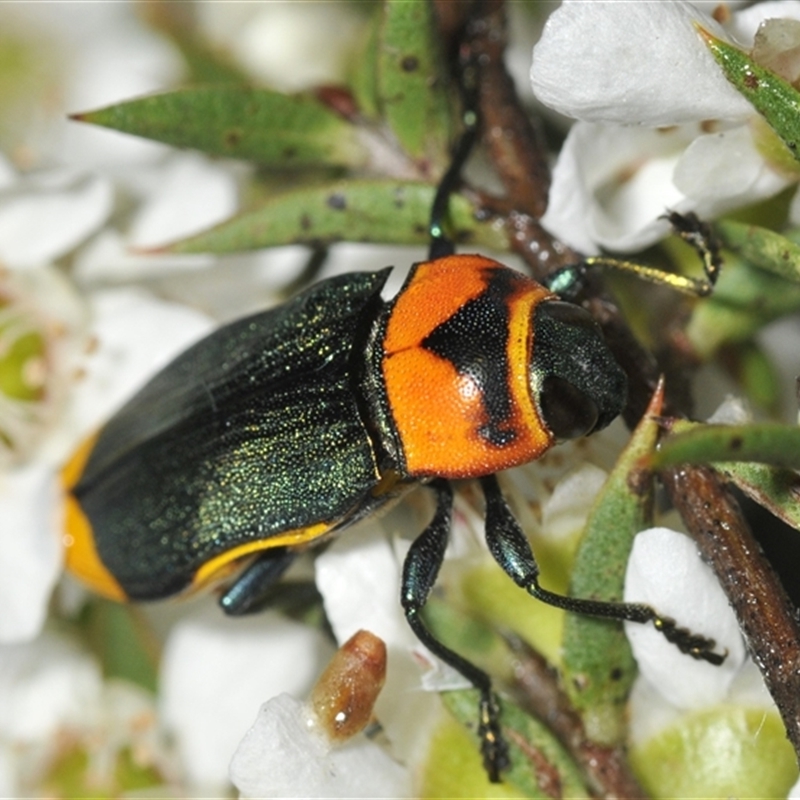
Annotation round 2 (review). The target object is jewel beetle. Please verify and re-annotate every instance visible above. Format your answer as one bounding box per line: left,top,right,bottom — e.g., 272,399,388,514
61,55,724,783
60,246,722,779
61,251,628,611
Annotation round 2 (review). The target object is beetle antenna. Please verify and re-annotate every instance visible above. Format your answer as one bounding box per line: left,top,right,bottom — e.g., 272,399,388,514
428,48,480,261
583,211,722,297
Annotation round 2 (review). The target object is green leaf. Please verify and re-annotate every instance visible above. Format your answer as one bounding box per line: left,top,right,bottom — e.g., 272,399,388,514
654,419,800,532
163,180,509,254
560,385,662,745
685,253,800,359
80,599,159,692
653,421,800,471
73,86,367,169
722,340,782,415
349,7,382,119
377,0,452,166
719,460,800,532
436,690,590,799
698,25,800,164
715,219,800,283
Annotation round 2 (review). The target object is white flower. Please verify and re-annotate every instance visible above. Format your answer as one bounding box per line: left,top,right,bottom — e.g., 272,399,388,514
0,157,112,270
195,3,364,93
230,693,410,799
0,285,213,644
530,0,800,253
624,526,746,709
0,3,184,170
0,630,176,796
159,605,335,793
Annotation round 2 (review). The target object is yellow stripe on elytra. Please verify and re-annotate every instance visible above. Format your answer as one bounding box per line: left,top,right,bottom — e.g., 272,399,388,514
62,493,127,601
60,431,127,601
191,521,333,589
506,285,555,456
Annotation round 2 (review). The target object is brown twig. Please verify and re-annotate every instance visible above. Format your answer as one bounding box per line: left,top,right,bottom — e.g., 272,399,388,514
459,0,580,275
505,635,648,800
661,464,800,764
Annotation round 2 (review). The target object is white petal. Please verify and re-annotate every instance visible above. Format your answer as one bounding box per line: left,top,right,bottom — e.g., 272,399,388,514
0,170,112,269
159,606,334,791
541,123,690,253
0,631,102,741
0,154,16,189
72,228,215,283
0,463,62,642
673,125,790,213
58,6,185,169
727,0,800,44
229,5,362,92
230,694,411,799
624,527,746,709
706,395,752,424
315,521,411,650
127,154,239,249
540,463,607,542
57,288,213,450
531,0,752,125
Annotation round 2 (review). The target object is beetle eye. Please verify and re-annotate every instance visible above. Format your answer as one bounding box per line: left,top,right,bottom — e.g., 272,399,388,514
537,376,599,440
531,300,627,439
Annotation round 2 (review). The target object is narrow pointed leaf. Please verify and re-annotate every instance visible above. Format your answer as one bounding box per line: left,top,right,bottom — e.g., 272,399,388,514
72,86,367,169
657,419,800,533
698,26,800,163
162,180,508,254
561,383,663,745
716,219,800,283
349,8,381,120
377,0,451,166
654,421,800,470
718,461,800,532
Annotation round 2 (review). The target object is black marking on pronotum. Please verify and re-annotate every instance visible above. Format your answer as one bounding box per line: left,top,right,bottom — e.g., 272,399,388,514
422,269,518,447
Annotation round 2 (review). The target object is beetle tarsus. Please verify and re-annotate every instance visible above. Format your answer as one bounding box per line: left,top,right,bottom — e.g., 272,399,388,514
653,615,727,666
478,691,509,783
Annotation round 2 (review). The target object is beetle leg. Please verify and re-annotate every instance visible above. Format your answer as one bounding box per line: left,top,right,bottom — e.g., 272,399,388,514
479,474,727,666
401,479,509,782
219,548,296,616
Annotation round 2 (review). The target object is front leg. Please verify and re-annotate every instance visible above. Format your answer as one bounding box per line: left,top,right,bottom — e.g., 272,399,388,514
401,479,509,782
480,474,726,665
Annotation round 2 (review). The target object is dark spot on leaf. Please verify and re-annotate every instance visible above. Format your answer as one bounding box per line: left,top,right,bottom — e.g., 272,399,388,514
413,223,426,235
283,147,297,160
315,85,358,119
626,465,651,496
327,193,346,210
609,667,624,682
300,214,312,231
401,55,419,72
571,673,590,692
224,129,243,148
729,436,744,451
744,71,759,90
